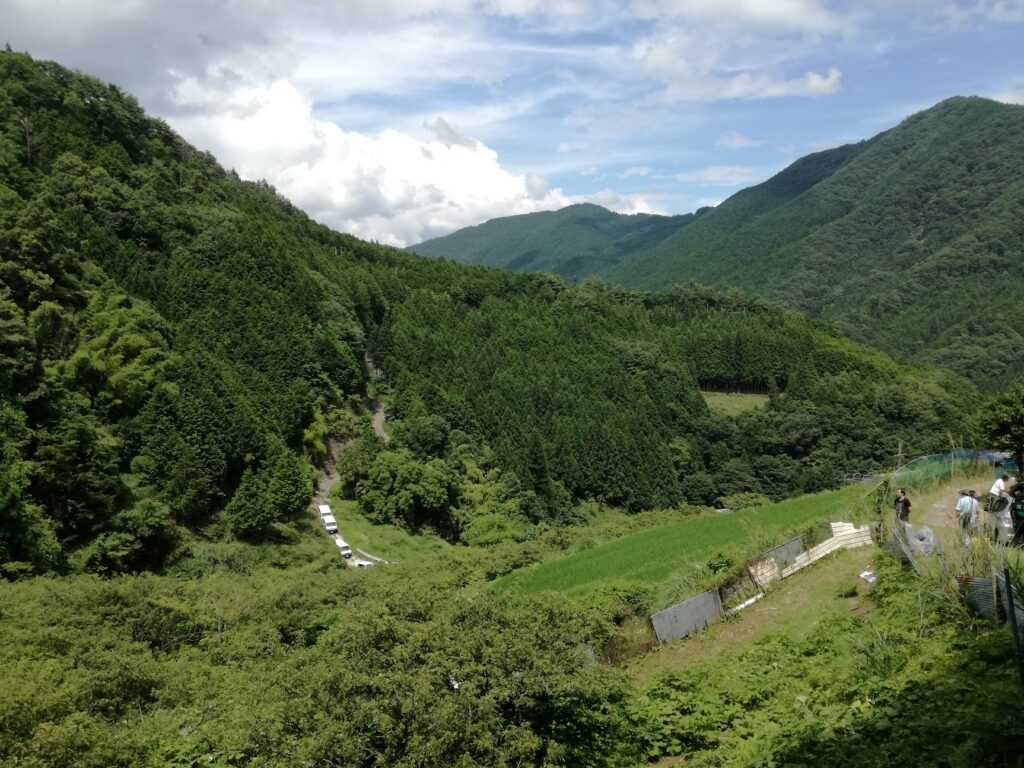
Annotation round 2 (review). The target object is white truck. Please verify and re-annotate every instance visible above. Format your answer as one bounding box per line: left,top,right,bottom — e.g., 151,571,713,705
321,514,338,534
335,537,352,559
317,504,332,519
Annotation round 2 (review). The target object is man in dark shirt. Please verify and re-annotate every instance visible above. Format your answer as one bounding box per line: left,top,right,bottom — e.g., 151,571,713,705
894,487,912,524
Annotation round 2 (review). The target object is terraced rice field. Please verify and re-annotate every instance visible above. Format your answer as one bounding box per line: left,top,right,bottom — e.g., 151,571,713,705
493,485,866,599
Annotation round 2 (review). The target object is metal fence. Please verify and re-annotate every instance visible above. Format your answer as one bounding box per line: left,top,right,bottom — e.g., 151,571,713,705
957,572,1024,627
762,535,806,570
650,589,723,645
650,521,874,645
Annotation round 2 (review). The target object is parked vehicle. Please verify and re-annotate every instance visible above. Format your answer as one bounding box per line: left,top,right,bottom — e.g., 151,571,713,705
317,504,332,519
321,514,338,534
985,492,1021,545
335,537,352,558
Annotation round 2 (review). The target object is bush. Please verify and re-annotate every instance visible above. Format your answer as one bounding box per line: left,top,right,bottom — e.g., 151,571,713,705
717,491,772,510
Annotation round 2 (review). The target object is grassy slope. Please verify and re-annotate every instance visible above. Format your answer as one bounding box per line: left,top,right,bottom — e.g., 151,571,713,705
628,546,872,682
624,471,1024,766
407,203,695,280
701,391,769,417
492,485,865,601
328,497,449,561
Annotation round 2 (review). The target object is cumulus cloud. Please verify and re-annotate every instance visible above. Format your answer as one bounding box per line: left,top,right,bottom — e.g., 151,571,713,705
4,0,1017,244
169,77,653,245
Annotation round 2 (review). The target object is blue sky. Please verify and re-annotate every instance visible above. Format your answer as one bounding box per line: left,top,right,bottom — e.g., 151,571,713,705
3,1,1023,245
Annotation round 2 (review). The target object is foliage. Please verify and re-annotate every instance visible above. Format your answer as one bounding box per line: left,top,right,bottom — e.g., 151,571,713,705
0,50,981,576
358,449,460,535
0,550,642,768
629,555,1024,766
717,491,772,510
604,96,1024,393
980,383,1024,471
424,98,1024,393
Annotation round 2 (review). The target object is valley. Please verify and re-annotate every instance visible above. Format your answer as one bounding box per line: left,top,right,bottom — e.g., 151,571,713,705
1,50,1023,768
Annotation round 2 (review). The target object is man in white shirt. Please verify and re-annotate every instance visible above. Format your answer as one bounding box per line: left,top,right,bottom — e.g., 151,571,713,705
956,489,979,531
990,474,1010,507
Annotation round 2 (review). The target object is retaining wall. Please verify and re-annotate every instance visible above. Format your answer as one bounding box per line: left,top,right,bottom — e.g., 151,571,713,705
651,520,875,645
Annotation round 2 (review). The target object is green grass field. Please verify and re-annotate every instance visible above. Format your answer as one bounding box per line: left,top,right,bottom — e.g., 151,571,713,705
492,485,866,603
327,496,450,562
701,390,769,416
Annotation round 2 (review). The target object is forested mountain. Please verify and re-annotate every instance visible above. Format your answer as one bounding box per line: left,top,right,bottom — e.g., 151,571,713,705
605,97,1024,392
423,98,1024,391
408,202,697,280
0,51,978,578
0,51,1017,768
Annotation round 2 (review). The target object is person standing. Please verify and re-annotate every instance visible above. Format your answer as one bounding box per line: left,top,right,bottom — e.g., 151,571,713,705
989,474,1010,508
894,487,912,524
956,489,979,532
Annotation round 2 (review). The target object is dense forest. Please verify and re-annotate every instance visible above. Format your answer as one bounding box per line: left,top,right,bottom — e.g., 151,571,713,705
0,51,980,575
1,51,1020,768
408,202,697,281
417,98,1024,393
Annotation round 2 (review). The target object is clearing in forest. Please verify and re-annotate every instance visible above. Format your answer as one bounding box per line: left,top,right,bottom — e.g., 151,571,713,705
701,390,769,416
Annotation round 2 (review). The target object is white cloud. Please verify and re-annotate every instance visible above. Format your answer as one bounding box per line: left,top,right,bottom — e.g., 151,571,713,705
635,28,842,103
630,0,848,33
621,165,651,177
673,165,770,185
716,130,763,149
423,117,478,148
557,141,590,152
168,77,653,245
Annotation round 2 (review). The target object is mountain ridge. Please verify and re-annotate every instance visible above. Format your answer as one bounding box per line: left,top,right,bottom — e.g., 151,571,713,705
408,202,699,280
413,96,1024,391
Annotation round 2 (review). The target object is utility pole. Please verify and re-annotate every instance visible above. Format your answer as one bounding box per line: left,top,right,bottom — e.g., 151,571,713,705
894,440,905,471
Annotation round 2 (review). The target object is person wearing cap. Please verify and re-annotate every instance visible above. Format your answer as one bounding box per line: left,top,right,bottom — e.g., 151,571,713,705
956,489,979,531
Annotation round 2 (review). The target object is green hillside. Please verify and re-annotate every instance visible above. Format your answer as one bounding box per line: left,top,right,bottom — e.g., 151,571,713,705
408,202,696,280
0,51,981,576
606,97,1024,392
0,52,1017,768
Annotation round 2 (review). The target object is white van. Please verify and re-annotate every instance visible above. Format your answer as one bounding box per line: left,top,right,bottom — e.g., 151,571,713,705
335,537,352,559
321,514,338,534
317,504,332,519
